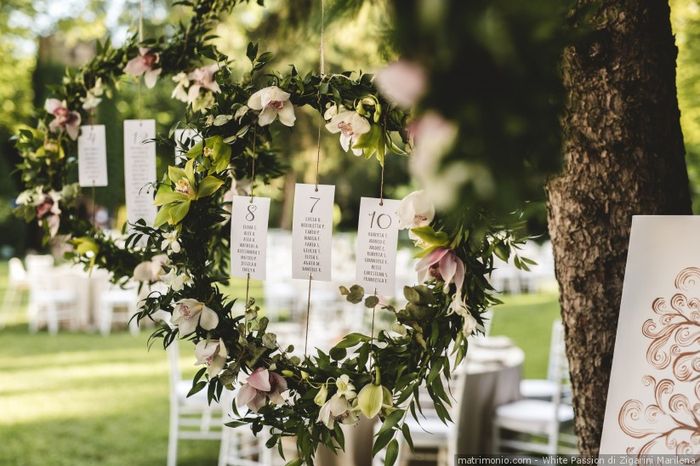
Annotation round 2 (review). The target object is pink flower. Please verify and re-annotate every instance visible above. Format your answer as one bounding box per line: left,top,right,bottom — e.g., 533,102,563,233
124,47,162,88
236,367,288,412
374,60,427,108
186,64,221,103
415,247,465,292
44,99,81,140
34,191,62,237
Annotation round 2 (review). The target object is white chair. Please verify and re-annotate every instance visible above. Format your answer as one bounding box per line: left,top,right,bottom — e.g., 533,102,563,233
374,371,466,466
26,259,79,335
492,321,576,455
520,321,570,400
0,257,30,328
218,388,280,466
98,285,139,336
167,343,223,466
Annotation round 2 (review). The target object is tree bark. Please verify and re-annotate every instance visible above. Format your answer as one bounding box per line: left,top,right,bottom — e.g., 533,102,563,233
546,0,692,455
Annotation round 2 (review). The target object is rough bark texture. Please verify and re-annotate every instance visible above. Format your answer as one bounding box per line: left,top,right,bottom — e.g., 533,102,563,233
546,0,692,455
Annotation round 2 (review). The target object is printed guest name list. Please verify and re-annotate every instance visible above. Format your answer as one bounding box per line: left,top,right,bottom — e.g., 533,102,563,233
292,183,335,281
230,196,270,280
356,197,400,296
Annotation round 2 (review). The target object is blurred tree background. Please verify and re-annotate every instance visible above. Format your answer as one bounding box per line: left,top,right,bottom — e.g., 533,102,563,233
1,0,699,256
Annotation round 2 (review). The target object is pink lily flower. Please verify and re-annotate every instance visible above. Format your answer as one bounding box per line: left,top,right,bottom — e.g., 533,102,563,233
124,47,162,88
374,60,427,109
186,64,221,103
44,99,81,140
415,247,465,292
236,367,288,412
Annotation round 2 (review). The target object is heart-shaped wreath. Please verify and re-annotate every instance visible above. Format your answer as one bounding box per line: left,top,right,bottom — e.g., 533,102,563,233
12,1,531,464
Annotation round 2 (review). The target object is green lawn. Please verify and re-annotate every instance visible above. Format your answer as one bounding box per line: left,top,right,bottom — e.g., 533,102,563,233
0,266,560,466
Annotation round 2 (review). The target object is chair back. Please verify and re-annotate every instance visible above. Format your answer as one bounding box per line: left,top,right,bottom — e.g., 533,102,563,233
547,320,570,451
8,258,27,286
447,368,468,458
167,342,182,402
25,254,54,273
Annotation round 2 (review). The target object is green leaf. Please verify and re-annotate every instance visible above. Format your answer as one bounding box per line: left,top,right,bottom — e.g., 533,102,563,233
377,409,404,437
153,205,173,228
364,295,379,308
187,380,206,397
169,201,191,225
384,439,399,466
400,423,414,451
187,140,203,158
335,332,370,349
196,176,224,199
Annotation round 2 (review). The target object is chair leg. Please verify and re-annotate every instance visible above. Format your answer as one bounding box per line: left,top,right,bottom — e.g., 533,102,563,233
28,302,38,333
100,304,112,336
47,303,59,335
167,406,179,466
491,423,500,454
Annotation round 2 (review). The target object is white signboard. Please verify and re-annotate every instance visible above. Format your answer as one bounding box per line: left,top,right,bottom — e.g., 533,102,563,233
174,128,201,163
124,119,157,227
355,197,400,296
292,183,335,281
78,125,108,187
600,216,700,455
230,196,270,280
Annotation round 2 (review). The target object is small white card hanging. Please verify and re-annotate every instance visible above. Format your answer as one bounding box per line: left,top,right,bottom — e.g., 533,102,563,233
123,119,157,227
174,128,201,163
292,183,335,281
230,196,270,280
78,125,108,187
355,197,401,296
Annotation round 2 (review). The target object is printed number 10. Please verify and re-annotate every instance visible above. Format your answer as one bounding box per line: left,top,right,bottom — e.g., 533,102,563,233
369,211,392,229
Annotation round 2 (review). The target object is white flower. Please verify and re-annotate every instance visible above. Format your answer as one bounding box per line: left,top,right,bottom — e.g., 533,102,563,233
172,298,219,337
317,394,357,429
195,338,228,378
171,72,189,102
374,60,427,108
160,230,181,253
234,105,248,122
150,309,174,328
133,254,168,282
247,86,296,127
325,110,370,156
81,78,104,110
161,268,193,292
397,190,435,230
449,293,477,336
335,374,356,400
16,190,32,206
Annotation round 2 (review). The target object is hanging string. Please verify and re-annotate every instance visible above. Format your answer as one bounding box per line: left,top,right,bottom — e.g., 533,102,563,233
379,164,385,206
136,0,144,118
244,130,257,330
304,0,326,357
138,0,144,42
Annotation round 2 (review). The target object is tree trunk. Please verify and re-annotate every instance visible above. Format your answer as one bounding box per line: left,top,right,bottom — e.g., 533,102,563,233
546,0,692,455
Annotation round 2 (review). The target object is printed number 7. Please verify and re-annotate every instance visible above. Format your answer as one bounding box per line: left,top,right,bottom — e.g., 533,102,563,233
309,196,320,213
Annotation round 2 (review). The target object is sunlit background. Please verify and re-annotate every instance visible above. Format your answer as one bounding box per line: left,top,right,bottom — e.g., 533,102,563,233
0,0,698,464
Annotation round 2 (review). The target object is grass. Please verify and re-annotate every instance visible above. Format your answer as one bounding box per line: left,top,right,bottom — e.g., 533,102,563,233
0,263,560,466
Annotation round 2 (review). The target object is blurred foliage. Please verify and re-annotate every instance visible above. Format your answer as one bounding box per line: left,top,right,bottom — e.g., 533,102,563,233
388,0,577,238
671,0,700,213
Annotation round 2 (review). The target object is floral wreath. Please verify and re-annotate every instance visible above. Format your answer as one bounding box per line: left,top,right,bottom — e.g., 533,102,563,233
12,1,530,465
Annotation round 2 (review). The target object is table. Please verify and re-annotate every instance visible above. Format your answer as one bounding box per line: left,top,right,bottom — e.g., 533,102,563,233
317,336,525,465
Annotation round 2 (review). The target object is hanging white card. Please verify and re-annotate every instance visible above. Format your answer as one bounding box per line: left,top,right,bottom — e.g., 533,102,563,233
230,196,270,280
355,197,400,296
292,183,335,281
174,128,201,163
78,125,108,187
600,216,700,454
123,119,157,227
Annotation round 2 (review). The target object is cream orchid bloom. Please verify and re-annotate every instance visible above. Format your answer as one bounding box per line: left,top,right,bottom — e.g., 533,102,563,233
195,338,228,378
374,60,427,108
186,64,221,104
335,374,356,400
397,190,435,230
171,72,190,102
171,298,219,337
133,254,168,282
247,86,296,127
325,110,370,156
